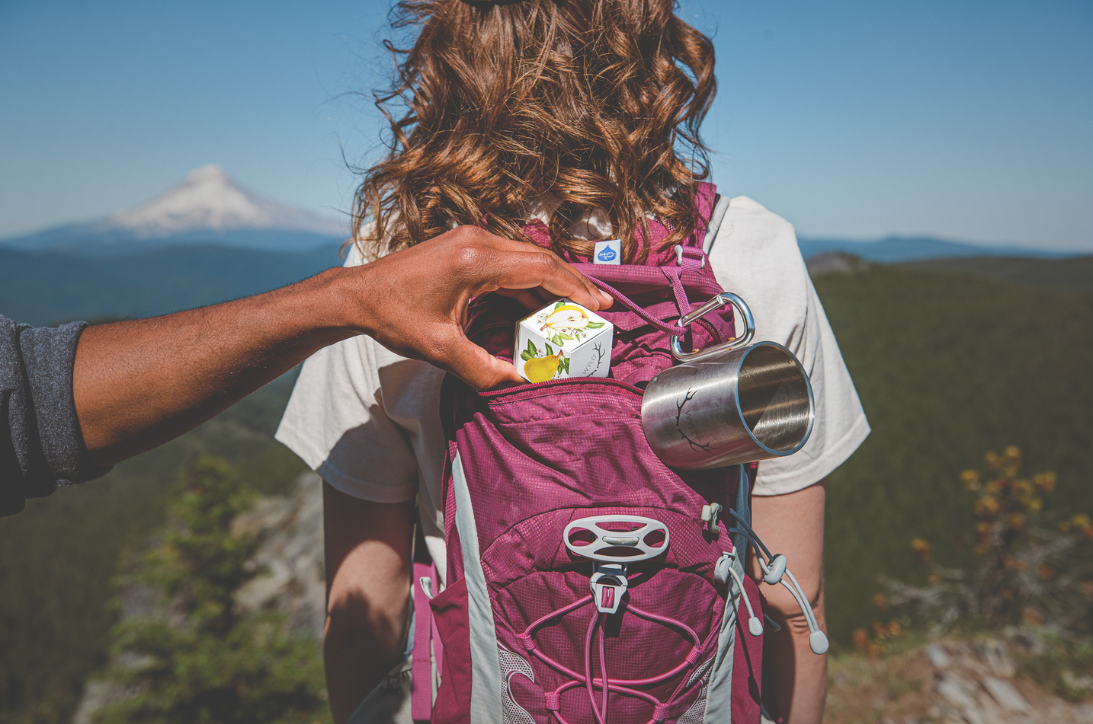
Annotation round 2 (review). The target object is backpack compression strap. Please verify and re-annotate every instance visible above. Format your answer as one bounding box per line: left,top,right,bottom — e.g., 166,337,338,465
411,560,443,723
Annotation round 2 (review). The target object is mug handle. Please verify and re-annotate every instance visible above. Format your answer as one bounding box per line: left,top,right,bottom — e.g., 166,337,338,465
670,292,756,362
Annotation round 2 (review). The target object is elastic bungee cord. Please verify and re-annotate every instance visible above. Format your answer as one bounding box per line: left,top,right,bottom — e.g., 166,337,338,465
519,593,708,724
727,511,829,655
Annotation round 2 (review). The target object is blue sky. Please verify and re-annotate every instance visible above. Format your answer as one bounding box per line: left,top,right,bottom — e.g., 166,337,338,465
1,0,1090,250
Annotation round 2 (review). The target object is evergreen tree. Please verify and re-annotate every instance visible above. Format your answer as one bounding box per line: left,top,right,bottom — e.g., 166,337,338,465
96,458,329,724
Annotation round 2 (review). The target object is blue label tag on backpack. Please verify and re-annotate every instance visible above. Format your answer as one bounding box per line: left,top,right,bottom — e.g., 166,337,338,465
594,240,621,265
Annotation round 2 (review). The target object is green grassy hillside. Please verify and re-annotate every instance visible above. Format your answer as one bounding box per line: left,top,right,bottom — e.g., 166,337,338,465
910,255,1093,295
814,264,1093,647
0,375,306,724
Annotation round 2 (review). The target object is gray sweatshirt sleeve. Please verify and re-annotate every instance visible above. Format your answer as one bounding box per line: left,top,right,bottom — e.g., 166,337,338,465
1,315,110,516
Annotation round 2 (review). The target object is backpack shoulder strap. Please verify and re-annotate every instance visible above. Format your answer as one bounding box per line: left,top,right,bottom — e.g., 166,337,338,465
703,194,731,255
683,182,718,250
671,182,721,271
411,518,441,723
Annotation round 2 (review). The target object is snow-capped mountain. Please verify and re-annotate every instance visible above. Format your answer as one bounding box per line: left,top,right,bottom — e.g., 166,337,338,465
110,164,342,237
1,165,346,254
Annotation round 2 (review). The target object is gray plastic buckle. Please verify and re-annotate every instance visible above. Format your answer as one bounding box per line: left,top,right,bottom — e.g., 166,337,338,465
590,562,628,614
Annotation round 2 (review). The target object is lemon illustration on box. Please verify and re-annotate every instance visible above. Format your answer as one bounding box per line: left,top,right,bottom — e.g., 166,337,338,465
516,299,614,382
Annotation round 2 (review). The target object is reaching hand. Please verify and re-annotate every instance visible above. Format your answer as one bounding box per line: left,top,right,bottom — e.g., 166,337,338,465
344,225,612,390
71,225,604,467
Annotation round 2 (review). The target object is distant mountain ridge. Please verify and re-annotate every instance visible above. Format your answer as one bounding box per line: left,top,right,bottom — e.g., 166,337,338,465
4,169,1079,260
797,235,1076,263
0,165,345,254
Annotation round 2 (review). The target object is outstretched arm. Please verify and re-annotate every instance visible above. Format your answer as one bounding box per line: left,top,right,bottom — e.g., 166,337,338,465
73,226,610,467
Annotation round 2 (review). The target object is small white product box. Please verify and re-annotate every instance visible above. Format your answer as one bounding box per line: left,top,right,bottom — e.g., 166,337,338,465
515,299,614,383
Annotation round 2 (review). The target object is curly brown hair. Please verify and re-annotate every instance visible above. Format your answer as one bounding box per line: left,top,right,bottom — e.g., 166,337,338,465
354,0,716,264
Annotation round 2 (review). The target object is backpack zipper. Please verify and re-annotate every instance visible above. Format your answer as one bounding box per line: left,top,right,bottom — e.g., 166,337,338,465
479,376,644,399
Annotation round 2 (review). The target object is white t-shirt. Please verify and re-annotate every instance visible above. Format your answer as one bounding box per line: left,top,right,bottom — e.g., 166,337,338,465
275,196,870,579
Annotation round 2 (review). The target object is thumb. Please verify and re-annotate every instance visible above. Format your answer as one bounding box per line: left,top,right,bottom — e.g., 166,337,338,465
435,331,523,391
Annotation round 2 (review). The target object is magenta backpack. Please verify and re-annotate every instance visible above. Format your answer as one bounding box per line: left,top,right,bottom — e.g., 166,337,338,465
416,184,765,724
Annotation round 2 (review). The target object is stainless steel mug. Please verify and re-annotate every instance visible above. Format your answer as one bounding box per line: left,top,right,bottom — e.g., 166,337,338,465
641,294,815,470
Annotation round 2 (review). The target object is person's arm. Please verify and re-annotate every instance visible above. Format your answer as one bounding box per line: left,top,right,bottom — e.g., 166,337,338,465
748,481,827,724
73,226,611,467
322,484,414,724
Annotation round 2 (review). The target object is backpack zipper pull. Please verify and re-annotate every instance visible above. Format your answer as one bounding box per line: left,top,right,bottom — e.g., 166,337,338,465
700,502,723,537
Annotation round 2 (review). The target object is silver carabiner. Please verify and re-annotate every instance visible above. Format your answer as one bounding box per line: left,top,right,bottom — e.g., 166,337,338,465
669,292,756,362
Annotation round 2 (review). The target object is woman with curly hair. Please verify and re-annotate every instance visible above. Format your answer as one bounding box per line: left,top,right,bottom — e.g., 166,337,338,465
277,1,869,722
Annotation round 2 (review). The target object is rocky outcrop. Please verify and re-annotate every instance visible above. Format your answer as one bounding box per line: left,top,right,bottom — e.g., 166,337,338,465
232,472,325,640
826,638,1093,724
70,473,325,724
805,252,870,277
